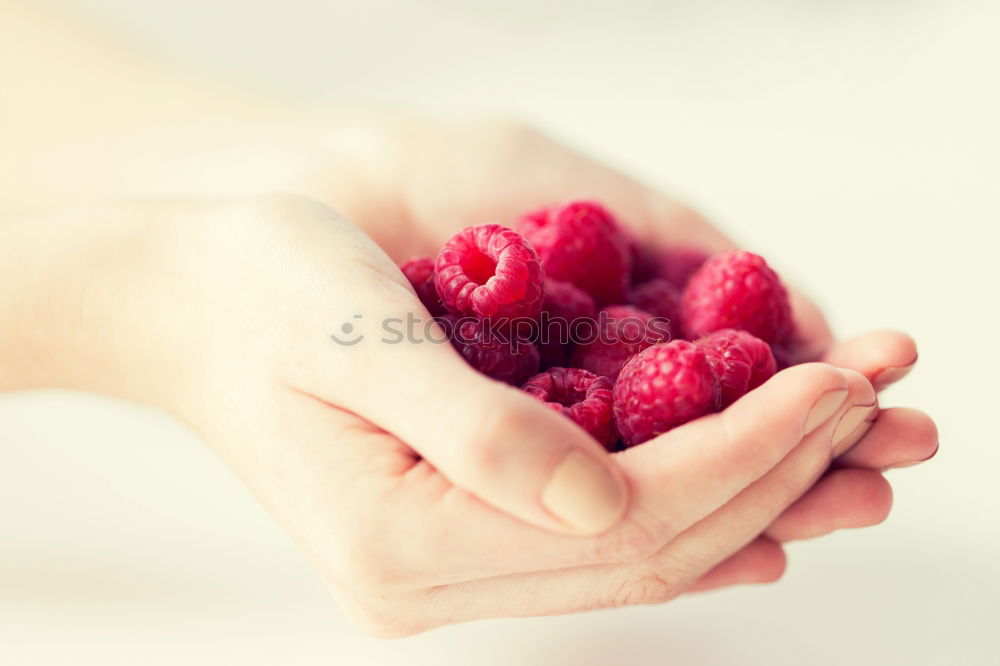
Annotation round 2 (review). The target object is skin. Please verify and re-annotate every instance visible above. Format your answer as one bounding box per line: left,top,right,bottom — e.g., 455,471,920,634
0,1,937,637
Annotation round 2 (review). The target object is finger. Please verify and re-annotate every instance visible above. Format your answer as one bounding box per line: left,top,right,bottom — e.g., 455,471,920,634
835,407,939,469
237,387,623,600
822,329,918,389
612,363,853,548
411,370,875,622
759,410,934,546
345,320,628,536
285,231,628,536
685,537,787,593
319,362,855,591
831,390,879,458
764,468,893,542
659,369,875,564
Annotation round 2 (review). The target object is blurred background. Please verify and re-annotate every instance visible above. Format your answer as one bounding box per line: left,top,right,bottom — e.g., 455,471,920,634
1,0,997,664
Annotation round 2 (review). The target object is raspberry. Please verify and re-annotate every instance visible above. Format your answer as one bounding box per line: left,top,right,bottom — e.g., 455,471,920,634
399,256,447,316
435,224,544,323
446,316,540,385
521,367,616,448
538,279,597,367
570,305,670,380
681,250,792,343
696,329,777,407
613,341,721,447
517,201,631,305
630,278,681,327
542,278,597,324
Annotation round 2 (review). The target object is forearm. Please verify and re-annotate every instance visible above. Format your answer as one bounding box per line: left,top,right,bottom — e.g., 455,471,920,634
0,201,203,412
0,0,396,409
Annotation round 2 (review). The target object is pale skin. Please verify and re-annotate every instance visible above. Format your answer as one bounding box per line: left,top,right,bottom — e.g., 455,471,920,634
0,1,938,637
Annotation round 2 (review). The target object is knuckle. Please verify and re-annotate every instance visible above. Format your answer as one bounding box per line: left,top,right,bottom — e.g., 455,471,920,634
240,193,336,223
447,398,524,478
216,194,353,245
210,194,406,293
474,404,520,458
841,368,876,401
602,565,681,608
785,362,847,392
594,519,669,563
766,464,814,505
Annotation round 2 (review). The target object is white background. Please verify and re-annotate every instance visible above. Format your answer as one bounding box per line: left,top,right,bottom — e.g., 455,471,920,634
2,0,998,664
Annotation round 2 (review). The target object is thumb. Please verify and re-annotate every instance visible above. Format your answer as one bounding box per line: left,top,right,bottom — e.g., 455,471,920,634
324,297,628,535
383,336,626,535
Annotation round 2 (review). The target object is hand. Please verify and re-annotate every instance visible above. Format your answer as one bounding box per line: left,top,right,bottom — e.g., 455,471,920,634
4,195,939,636
288,115,938,590
0,9,938,637
106,111,934,605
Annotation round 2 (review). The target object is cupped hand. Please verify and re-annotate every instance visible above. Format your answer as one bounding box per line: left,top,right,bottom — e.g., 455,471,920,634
99,110,936,632
102,195,931,636
294,115,936,580
0,10,938,635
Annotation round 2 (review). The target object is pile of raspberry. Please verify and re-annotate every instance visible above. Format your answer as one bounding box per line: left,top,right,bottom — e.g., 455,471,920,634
400,201,793,450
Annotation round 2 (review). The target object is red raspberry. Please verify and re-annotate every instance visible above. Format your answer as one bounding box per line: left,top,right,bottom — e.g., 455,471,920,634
681,250,792,343
399,256,447,316
570,305,670,380
435,224,544,323
542,278,597,324
630,278,682,327
613,341,721,447
696,329,777,407
447,316,540,385
521,367,616,448
538,279,597,367
517,201,631,305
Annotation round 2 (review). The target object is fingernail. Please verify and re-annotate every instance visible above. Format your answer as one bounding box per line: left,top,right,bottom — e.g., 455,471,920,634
832,416,876,457
887,443,939,469
873,362,916,389
804,389,850,435
832,403,877,452
542,451,625,534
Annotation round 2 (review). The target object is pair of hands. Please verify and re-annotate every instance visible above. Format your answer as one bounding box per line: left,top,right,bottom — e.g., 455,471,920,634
4,116,937,637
